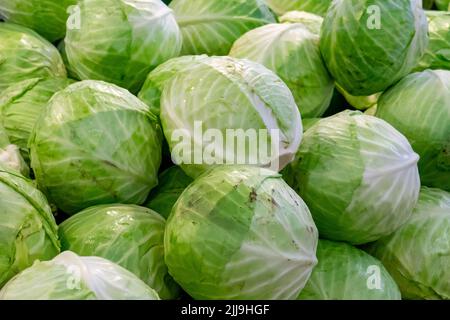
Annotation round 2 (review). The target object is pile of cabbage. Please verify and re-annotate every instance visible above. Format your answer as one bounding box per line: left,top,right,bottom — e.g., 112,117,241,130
0,0,448,300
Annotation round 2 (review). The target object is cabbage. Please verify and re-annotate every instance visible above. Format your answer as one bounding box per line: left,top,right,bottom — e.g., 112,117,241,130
64,0,182,93
169,0,275,55
29,80,163,214
145,56,302,178
229,23,334,118
165,166,318,299
0,166,60,287
376,70,450,191
145,166,193,219
0,23,66,94
0,251,160,300
368,187,450,300
59,204,179,299
320,0,428,96
298,240,401,300
0,0,77,42
266,0,332,16
0,77,74,162
415,11,450,71
279,11,324,34
285,111,420,244
0,124,28,176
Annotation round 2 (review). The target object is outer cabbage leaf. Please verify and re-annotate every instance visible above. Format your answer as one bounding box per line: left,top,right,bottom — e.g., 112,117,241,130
65,0,182,93
299,240,401,300
376,70,450,191
0,77,74,162
286,111,420,244
0,166,60,287
368,187,450,300
0,251,160,300
336,83,380,111
159,56,302,178
138,55,208,116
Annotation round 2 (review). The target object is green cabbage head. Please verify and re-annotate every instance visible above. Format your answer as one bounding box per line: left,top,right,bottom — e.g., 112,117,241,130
29,80,163,214
59,204,180,300
229,22,334,118
0,251,160,300
285,111,421,244
0,0,77,42
376,70,450,191
320,0,428,96
0,166,60,287
165,166,318,300
0,23,66,94
65,0,182,93
368,187,450,300
298,240,401,300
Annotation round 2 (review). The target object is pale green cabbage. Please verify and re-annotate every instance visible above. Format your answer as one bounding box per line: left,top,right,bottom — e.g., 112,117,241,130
266,0,332,16
369,187,450,300
29,80,163,214
415,11,450,71
165,166,318,300
0,251,160,300
285,111,420,244
142,56,302,178
279,11,324,34
376,70,450,191
169,0,275,55
0,166,60,287
0,124,28,176
0,77,74,162
65,0,182,93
